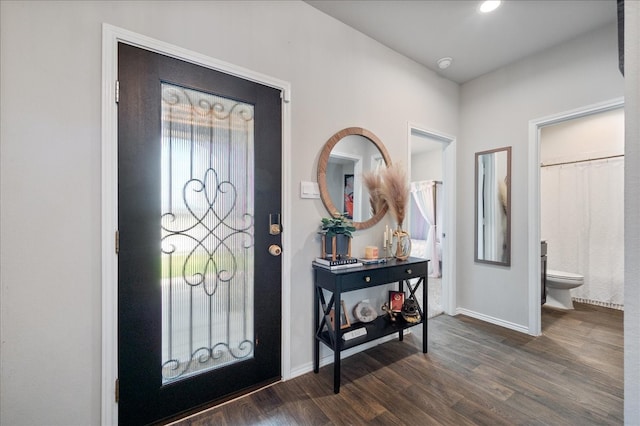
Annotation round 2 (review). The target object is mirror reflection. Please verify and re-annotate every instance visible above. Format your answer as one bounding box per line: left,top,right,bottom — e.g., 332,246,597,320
327,136,385,221
318,128,391,230
475,147,511,266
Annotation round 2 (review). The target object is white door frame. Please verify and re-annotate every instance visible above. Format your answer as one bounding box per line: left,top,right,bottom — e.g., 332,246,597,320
101,24,292,425
407,123,457,315
527,97,624,336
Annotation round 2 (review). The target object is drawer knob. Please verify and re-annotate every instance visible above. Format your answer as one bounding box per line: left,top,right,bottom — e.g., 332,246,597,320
364,276,371,283
406,269,412,274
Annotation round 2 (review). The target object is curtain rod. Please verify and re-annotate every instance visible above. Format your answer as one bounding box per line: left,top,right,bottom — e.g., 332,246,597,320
540,154,624,168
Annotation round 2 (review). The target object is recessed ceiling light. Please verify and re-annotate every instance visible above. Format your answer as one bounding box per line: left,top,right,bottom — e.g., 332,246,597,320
479,0,501,14
437,57,453,70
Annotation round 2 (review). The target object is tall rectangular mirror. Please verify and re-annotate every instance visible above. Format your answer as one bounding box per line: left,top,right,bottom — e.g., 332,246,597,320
475,146,511,266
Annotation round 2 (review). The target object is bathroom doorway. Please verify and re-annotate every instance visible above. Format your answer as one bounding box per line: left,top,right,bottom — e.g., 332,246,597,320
408,124,456,316
528,98,624,335
540,108,624,310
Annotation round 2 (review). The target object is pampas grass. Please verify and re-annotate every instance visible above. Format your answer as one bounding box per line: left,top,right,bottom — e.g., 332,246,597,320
379,163,410,228
362,171,386,215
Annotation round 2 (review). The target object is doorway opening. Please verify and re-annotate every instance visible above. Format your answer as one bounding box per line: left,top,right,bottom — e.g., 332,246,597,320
528,97,624,335
408,124,456,316
101,24,292,425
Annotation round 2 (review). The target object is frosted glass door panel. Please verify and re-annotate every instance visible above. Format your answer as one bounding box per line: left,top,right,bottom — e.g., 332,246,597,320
160,83,255,384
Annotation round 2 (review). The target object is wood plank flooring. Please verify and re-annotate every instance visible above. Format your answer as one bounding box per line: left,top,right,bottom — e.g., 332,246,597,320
173,303,623,425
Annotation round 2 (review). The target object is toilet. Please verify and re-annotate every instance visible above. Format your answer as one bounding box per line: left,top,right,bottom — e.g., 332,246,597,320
545,269,584,310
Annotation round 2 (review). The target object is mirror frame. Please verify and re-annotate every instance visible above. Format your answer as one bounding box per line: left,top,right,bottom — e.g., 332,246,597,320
317,127,392,230
474,146,512,266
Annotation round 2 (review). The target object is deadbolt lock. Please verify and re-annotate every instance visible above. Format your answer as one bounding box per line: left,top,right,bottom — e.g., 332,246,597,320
269,213,282,235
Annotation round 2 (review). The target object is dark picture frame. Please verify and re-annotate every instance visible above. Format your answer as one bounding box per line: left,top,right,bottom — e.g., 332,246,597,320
389,291,405,312
343,174,354,219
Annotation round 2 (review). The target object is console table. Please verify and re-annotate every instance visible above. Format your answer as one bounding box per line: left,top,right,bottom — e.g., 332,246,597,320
312,257,428,393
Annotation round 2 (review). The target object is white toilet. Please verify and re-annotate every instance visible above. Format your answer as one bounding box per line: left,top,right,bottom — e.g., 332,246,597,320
545,269,584,310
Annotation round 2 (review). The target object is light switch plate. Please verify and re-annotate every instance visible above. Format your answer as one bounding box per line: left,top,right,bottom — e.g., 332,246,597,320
300,181,320,199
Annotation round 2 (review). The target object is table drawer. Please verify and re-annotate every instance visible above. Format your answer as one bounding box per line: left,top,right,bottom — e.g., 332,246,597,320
386,261,427,282
338,268,389,291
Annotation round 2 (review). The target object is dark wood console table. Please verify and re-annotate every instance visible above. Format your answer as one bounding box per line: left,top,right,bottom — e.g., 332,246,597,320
312,257,428,393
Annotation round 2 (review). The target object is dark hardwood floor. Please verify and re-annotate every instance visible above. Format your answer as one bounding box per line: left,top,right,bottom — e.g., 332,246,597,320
173,303,623,425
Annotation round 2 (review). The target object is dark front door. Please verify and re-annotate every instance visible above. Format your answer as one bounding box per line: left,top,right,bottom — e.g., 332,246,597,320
117,43,282,425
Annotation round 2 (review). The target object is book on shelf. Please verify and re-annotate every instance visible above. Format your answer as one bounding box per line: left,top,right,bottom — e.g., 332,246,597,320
314,257,359,266
312,260,363,270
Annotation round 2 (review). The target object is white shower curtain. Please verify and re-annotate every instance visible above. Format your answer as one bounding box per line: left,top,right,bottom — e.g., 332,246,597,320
410,181,441,277
541,157,624,309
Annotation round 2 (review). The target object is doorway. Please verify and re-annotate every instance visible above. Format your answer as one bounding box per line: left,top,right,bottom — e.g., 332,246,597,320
528,97,624,335
117,42,283,425
540,108,624,312
101,25,292,425
408,124,456,316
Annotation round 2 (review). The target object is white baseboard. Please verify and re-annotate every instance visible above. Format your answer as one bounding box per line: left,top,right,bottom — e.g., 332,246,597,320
455,308,530,335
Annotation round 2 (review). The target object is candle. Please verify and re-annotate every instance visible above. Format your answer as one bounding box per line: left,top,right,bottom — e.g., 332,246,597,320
365,246,378,259
383,230,387,247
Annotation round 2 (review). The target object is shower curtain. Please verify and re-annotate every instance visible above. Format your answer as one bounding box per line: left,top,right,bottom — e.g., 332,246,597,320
541,157,624,309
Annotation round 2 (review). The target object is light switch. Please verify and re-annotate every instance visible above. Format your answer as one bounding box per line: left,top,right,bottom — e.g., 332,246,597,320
300,181,320,199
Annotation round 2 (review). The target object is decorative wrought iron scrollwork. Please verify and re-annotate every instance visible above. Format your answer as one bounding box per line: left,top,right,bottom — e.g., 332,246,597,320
162,167,253,296
162,339,254,381
160,83,255,383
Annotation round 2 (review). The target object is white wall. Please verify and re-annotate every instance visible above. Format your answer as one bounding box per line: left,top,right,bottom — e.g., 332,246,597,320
540,108,624,163
411,149,443,182
0,1,458,424
457,23,624,329
624,1,640,421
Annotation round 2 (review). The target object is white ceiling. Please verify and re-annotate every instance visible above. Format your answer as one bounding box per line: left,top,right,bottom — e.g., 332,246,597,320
305,0,618,84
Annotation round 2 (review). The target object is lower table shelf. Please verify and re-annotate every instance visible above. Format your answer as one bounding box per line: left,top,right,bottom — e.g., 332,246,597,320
316,316,424,351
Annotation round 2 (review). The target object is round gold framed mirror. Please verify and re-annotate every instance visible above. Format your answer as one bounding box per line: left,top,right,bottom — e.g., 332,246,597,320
317,127,392,230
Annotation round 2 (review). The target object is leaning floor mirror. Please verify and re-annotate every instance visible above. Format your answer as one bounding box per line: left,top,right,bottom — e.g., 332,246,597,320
475,146,511,266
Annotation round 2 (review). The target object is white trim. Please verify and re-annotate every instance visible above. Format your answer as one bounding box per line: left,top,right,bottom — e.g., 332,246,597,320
407,123,457,315
527,97,624,337
456,308,530,335
101,25,119,426
101,24,292,425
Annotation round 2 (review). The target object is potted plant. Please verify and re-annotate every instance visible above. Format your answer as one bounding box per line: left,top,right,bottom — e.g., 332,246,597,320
319,215,356,260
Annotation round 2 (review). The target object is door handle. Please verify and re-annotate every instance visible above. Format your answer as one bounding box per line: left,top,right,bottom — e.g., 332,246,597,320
268,244,282,256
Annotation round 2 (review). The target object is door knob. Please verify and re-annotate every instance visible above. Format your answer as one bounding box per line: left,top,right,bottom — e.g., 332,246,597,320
268,244,282,256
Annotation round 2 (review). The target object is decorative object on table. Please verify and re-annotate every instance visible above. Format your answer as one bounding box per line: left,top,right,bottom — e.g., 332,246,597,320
364,245,379,260
319,215,356,260
382,224,393,259
312,260,363,270
389,290,405,312
353,301,378,323
342,328,367,341
378,163,412,260
392,228,412,261
314,257,359,267
360,258,387,265
329,300,351,330
381,302,399,322
401,298,421,324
